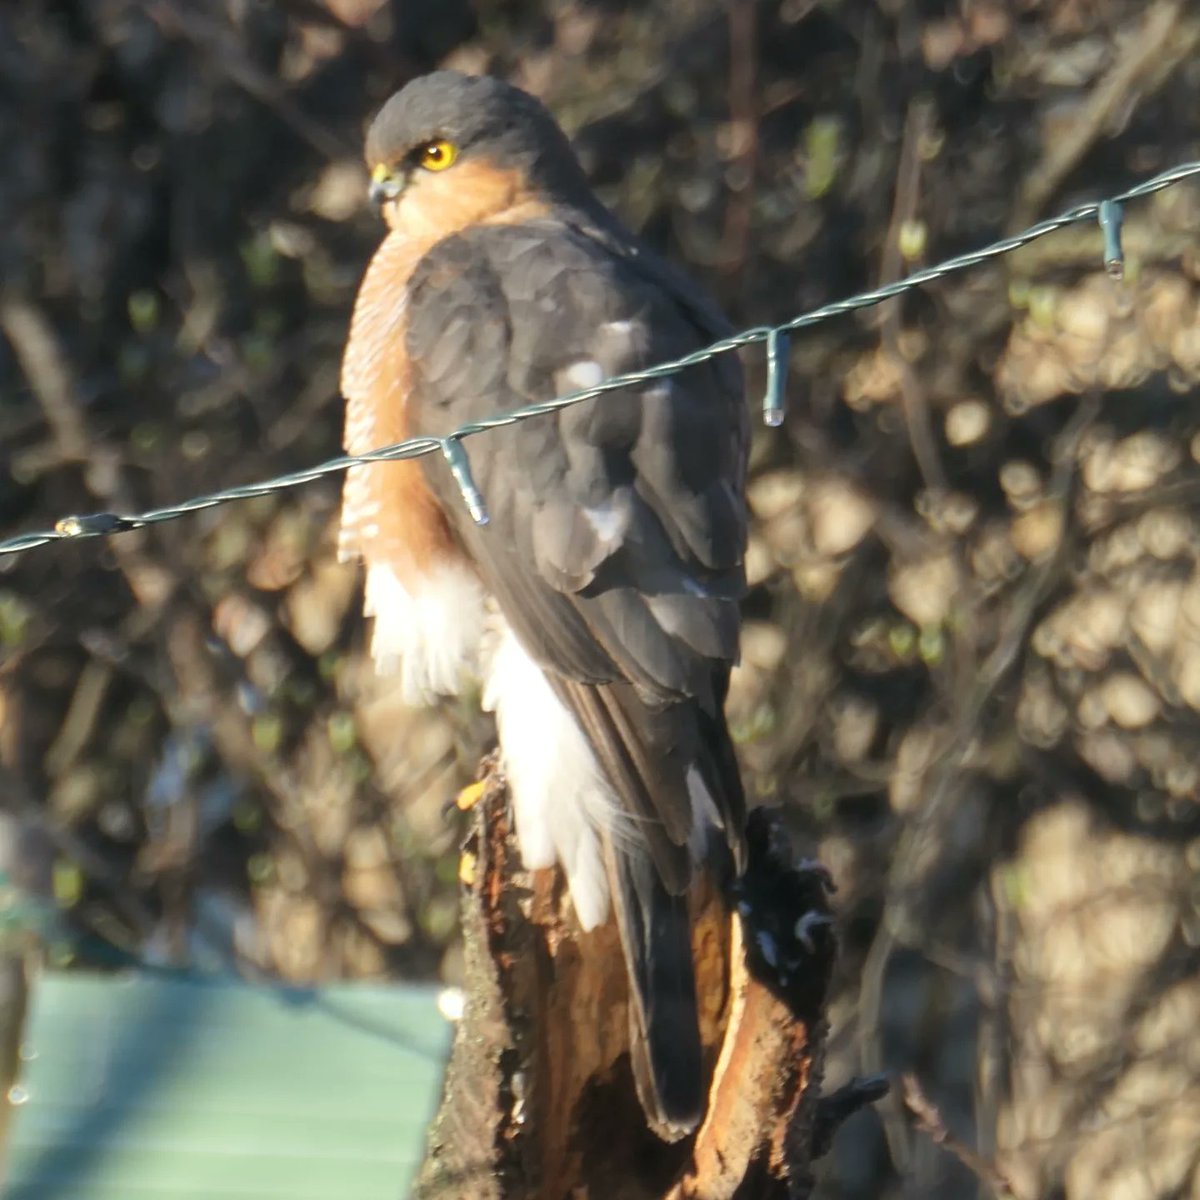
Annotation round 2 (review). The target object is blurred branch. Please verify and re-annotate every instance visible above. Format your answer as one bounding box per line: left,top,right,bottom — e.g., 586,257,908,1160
0,955,29,1170
877,96,947,495
147,0,354,162
0,299,90,463
0,766,158,941
720,0,759,279
1013,0,1198,228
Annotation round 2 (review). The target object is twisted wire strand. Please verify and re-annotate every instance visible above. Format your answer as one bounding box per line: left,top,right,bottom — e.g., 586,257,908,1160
3,159,1198,558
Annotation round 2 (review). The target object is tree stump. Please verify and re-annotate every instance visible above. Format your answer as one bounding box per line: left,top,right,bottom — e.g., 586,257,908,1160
415,770,867,1200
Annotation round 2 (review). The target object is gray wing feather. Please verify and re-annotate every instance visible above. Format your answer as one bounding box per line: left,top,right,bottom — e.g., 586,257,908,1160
404,218,748,872
407,224,745,673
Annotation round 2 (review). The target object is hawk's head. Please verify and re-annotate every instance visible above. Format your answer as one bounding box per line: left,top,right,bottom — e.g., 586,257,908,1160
364,71,590,234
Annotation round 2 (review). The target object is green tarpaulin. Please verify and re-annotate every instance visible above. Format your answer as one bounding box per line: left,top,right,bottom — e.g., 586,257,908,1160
3,972,451,1199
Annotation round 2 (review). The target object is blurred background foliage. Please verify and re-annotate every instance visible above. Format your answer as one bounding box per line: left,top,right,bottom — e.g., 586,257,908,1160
1,0,1200,1196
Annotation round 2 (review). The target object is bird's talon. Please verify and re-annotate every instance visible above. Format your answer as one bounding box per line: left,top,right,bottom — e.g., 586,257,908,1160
794,911,834,953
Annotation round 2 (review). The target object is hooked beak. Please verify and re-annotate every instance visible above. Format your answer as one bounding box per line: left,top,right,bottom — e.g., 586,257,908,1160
368,163,404,210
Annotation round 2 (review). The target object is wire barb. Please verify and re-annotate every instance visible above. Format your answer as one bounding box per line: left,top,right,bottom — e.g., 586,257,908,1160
1098,200,1125,279
762,328,790,428
54,513,139,538
2,159,1199,560
440,437,489,526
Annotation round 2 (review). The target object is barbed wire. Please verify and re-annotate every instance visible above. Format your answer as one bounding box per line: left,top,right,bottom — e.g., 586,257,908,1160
3,159,1199,559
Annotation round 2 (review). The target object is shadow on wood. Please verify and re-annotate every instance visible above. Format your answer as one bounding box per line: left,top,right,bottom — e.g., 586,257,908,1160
415,769,865,1200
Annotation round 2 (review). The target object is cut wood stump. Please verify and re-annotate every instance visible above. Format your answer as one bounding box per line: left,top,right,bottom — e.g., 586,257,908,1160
415,767,877,1200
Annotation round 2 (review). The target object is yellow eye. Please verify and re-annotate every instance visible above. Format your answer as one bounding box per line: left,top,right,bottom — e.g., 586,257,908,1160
418,139,458,171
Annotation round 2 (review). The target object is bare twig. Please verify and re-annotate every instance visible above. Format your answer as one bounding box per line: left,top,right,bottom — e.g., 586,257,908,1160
903,1074,1017,1199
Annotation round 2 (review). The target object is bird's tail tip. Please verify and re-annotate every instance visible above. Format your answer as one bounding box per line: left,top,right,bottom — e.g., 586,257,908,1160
610,843,707,1141
629,1000,705,1141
